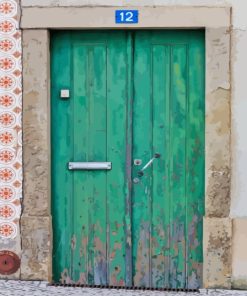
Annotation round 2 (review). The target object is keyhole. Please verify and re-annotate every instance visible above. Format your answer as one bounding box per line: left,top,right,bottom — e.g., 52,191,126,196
134,159,142,166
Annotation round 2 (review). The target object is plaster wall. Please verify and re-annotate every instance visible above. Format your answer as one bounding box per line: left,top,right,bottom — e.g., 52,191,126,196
20,8,232,289
22,0,244,288
20,0,247,218
21,0,247,289
1,0,247,290
25,0,243,288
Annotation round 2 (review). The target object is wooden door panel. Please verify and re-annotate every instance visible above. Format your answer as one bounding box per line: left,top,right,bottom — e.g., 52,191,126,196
51,31,130,285
132,31,205,288
51,30,205,289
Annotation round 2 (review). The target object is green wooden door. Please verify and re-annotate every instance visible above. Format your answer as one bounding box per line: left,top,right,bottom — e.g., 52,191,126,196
51,30,205,289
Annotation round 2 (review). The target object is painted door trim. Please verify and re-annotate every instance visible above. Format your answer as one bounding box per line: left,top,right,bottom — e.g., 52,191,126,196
21,6,230,29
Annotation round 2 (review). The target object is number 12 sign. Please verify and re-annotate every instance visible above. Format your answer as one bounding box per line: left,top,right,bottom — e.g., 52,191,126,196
115,10,139,24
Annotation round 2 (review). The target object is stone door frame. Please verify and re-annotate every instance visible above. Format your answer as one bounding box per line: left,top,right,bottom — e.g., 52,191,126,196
21,6,232,288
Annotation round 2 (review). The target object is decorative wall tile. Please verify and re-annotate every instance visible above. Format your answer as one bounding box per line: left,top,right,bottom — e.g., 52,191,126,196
0,0,22,239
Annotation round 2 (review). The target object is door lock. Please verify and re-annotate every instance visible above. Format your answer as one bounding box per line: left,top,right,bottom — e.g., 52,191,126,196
134,159,142,166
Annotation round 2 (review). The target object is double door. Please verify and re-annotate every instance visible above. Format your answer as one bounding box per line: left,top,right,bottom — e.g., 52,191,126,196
51,30,205,289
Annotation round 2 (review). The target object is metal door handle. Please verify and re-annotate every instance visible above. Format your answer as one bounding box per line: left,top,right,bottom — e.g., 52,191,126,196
137,153,161,177
68,162,112,170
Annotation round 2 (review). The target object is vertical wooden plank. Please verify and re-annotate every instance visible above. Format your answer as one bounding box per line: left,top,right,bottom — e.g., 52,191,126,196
169,44,187,289
107,32,129,286
132,31,152,287
125,31,133,287
186,31,205,289
151,45,170,288
72,44,89,283
90,45,107,285
51,32,73,283
86,47,96,285
71,44,108,285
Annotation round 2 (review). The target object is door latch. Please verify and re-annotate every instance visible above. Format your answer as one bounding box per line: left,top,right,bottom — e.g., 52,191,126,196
137,153,161,177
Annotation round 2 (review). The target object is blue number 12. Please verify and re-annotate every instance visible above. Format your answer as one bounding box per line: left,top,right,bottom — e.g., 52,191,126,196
120,11,134,22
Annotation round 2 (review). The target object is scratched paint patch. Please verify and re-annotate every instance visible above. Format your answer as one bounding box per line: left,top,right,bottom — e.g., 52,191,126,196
0,0,22,239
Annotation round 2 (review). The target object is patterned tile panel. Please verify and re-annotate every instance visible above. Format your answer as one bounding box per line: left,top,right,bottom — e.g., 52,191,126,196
0,0,21,239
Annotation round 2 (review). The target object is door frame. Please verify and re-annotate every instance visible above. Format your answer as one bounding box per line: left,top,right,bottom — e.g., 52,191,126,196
21,6,232,289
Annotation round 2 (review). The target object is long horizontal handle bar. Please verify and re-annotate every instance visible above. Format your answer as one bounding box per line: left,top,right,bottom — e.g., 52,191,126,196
68,162,112,170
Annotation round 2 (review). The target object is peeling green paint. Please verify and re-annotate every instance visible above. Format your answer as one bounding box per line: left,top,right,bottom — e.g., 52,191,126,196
51,30,205,289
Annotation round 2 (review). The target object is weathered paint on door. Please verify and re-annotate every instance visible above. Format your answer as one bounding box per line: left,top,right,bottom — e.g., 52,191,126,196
51,30,205,289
